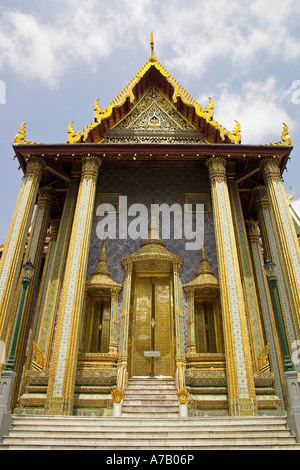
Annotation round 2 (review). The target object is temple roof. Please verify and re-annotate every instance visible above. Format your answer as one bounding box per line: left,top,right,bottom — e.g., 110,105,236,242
66,34,242,145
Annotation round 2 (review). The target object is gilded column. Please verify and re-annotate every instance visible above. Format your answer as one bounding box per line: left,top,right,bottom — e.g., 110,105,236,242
206,156,257,416
7,186,53,406
109,288,120,354
117,263,133,392
227,162,265,370
260,157,300,330
186,290,196,355
253,185,299,364
19,219,60,397
0,156,45,339
45,156,101,415
246,219,287,409
37,161,81,370
173,261,186,394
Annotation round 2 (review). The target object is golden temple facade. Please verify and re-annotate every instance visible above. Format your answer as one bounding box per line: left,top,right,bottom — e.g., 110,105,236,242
1,39,300,419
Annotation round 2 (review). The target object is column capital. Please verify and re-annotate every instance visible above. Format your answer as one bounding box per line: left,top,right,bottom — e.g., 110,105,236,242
252,185,270,209
71,159,82,180
205,156,227,183
37,186,55,208
81,155,102,182
226,161,236,180
49,219,60,241
173,261,182,275
26,156,45,179
124,262,133,276
245,219,260,244
259,157,281,182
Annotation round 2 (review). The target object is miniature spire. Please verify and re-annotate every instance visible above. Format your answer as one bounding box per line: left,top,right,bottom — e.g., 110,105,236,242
92,241,110,276
149,31,157,63
196,244,214,276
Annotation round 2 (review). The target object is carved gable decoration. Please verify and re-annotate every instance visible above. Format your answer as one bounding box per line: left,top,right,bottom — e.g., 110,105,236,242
103,87,207,144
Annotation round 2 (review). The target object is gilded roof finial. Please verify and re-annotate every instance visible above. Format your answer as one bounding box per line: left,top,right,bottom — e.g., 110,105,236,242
288,186,294,206
149,31,157,63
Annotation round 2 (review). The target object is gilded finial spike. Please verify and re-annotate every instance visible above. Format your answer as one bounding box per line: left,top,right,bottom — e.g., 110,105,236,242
149,31,157,63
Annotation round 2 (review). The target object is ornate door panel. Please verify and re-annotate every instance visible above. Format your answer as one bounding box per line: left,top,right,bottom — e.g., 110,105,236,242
131,275,174,377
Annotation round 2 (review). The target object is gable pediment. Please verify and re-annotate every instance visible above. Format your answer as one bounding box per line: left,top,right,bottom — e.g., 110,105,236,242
102,87,206,144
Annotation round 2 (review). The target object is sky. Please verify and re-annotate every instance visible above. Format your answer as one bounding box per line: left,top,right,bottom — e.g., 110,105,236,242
0,0,300,243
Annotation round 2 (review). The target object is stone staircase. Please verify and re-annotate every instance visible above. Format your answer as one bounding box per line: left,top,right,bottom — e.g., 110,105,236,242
1,415,300,450
121,376,179,417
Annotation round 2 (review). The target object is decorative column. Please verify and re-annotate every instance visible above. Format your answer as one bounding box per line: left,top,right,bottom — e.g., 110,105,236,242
186,290,196,355
45,156,101,415
246,219,287,409
227,162,265,370
19,219,60,397
260,157,300,330
253,186,299,361
109,289,120,355
36,161,81,370
206,156,257,416
117,262,133,394
0,157,45,339
5,186,53,378
172,261,188,407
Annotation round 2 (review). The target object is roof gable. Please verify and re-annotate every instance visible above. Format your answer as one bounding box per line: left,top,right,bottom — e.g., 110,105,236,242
102,86,207,144
67,56,242,145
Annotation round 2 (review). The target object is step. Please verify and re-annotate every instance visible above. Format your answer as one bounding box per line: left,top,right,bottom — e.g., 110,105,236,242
9,415,291,426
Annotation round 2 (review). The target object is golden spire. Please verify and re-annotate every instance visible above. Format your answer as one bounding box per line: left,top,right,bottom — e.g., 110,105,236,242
149,31,157,63
92,241,110,277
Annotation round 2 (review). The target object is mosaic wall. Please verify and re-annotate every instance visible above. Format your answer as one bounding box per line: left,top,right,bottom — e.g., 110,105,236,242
86,164,218,347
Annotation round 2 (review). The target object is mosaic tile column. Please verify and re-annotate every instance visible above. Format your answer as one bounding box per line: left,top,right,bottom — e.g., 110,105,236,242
173,261,186,392
186,289,196,355
45,156,101,415
117,262,133,391
260,158,300,332
37,161,81,370
4,187,54,365
227,162,265,370
253,186,299,366
246,219,287,409
0,157,45,339
109,288,120,354
206,156,257,416
19,219,60,397
8,186,53,407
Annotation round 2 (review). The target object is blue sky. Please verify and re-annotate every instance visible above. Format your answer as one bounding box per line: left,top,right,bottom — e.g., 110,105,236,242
0,0,300,243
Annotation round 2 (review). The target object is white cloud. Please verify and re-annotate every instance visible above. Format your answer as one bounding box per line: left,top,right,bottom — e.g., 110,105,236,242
0,1,300,87
198,77,296,144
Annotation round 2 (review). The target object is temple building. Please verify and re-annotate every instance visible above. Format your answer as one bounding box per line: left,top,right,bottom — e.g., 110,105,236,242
1,36,300,423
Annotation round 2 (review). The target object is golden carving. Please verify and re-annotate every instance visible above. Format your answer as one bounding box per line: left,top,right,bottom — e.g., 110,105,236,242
111,388,124,403
288,186,294,206
177,388,189,404
32,341,44,371
258,344,270,373
266,122,292,146
228,120,241,144
14,122,38,144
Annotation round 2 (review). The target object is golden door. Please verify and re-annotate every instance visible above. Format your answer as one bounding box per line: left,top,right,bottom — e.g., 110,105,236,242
129,275,174,377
